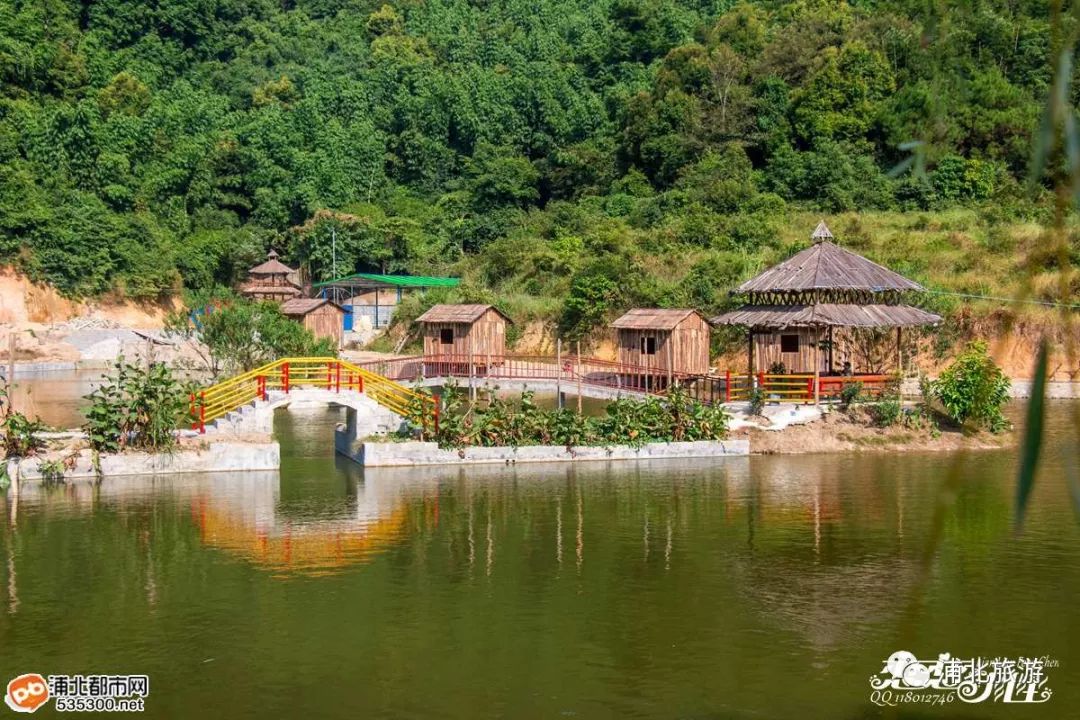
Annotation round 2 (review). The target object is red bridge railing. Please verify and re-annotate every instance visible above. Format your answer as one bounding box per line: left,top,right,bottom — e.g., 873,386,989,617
351,354,896,405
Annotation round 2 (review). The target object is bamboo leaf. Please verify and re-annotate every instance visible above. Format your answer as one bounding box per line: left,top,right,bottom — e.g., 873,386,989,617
1014,341,1049,532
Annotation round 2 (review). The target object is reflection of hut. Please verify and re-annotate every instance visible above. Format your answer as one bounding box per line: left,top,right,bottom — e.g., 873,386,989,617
610,309,711,382
711,222,941,400
416,304,512,372
280,298,345,348
241,250,302,303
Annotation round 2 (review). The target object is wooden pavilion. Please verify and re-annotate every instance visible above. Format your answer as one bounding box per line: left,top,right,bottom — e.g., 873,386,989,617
241,250,302,303
416,304,513,374
710,222,941,401
610,308,711,385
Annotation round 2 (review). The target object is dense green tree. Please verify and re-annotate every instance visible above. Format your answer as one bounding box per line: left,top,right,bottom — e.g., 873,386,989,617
0,0,1056,309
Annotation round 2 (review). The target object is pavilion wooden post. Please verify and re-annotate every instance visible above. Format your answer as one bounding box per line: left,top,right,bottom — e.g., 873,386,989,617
468,334,476,403
576,341,582,414
6,333,14,392
827,326,834,374
813,327,821,406
666,336,674,389
896,327,903,376
747,330,754,389
556,339,563,409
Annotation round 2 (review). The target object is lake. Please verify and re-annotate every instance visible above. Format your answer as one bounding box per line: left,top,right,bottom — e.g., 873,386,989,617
1,402,1077,718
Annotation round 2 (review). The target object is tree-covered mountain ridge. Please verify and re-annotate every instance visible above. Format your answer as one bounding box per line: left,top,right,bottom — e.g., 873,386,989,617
0,1,1074,358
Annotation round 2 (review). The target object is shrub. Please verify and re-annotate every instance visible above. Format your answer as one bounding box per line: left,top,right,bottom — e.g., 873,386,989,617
36,458,67,484
747,386,766,415
84,359,190,453
840,381,864,408
166,290,337,377
932,341,1010,432
422,383,728,450
0,386,46,458
870,397,903,427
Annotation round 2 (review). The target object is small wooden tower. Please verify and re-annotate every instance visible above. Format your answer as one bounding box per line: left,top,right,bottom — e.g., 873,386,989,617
241,250,302,303
280,298,345,348
416,304,512,366
610,308,711,380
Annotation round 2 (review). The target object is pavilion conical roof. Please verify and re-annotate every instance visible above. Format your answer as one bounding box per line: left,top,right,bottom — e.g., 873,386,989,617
735,238,923,294
249,249,295,276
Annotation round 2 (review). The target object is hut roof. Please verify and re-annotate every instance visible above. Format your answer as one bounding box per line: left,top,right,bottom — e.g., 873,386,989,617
280,298,343,316
249,250,296,276
416,304,513,324
736,240,923,293
241,283,302,297
710,303,941,329
610,308,706,331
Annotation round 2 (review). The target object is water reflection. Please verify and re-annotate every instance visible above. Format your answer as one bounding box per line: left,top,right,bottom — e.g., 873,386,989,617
4,472,440,577
0,404,1077,718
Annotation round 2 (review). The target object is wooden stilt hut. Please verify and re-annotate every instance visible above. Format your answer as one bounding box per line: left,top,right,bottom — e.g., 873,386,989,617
711,222,941,403
416,304,513,376
610,308,711,390
280,298,346,348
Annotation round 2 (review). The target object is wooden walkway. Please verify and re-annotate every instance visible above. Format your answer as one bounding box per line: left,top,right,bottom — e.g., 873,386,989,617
351,354,893,405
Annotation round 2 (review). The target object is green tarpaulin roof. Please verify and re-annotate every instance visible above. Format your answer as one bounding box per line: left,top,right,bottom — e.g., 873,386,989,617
314,273,460,289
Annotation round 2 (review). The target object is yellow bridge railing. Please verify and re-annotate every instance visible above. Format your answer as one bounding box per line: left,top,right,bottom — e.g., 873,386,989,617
189,357,438,434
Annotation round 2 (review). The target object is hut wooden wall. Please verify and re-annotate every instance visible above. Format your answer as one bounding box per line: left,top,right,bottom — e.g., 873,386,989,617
752,328,825,374
421,309,507,358
300,306,344,348
616,314,710,375
422,322,465,357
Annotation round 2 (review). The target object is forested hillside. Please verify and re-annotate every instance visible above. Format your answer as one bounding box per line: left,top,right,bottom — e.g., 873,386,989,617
0,1,1071,345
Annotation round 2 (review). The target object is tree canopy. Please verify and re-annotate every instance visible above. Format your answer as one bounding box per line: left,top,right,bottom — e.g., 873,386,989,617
0,0,1061,314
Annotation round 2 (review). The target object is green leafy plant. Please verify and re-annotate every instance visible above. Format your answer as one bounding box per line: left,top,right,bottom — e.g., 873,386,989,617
0,385,47,458
870,397,903,427
36,458,66,484
932,341,1011,433
426,383,728,450
84,359,190,453
840,381,865,409
747,386,766,416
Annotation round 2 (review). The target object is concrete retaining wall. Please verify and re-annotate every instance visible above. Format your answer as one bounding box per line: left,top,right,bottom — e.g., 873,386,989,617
5,441,280,485
348,438,749,467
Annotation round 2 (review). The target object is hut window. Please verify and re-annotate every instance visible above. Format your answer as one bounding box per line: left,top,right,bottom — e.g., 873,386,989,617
439,328,454,345
780,334,799,353
640,336,657,355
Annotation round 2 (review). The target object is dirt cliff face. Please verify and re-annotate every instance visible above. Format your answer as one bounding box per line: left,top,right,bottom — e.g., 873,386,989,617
0,267,179,329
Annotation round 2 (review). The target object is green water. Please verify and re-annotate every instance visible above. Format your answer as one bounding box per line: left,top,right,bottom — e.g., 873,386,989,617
1,404,1078,719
